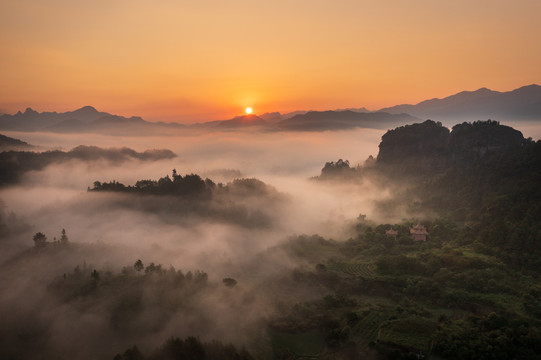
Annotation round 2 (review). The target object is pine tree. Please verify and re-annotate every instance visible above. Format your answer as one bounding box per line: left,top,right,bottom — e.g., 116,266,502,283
60,228,68,244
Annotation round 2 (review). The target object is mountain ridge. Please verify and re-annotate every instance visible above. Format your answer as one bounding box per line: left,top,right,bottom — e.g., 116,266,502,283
277,110,420,131
379,84,541,121
2,84,539,134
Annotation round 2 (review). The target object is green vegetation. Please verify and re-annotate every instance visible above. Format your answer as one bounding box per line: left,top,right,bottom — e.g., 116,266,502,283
273,217,541,359
269,329,324,358
48,260,209,331
114,337,254,360
327,262,375,278
276,121,541,358
377,317,437,353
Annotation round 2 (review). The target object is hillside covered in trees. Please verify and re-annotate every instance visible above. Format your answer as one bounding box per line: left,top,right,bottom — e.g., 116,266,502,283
297,120,541,358
0,145,176,187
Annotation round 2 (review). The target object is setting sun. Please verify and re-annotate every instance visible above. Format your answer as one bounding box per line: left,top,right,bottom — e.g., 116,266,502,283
245,107,253,115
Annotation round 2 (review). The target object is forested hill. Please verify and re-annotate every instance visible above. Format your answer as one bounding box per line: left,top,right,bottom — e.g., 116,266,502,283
320,120,541,270
0,146,176,187
89,171,275,199
379,120,541,266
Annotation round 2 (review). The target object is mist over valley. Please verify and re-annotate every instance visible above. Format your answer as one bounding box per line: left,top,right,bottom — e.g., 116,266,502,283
2,98,541,359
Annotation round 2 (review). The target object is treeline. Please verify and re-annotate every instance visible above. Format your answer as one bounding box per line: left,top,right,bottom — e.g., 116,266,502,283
90,170,214,197
32,229,69,247
113,337,253,360
90,170,276,199
49,259,210,303
0,146,176,186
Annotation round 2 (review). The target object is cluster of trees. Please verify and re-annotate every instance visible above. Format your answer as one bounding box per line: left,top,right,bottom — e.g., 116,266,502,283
90,170,215,197
113,336,253,360
47,259,212,337
32,228,68,247
434,313,541,359
319,159,355,179
89,170,278,203
127,259,209,283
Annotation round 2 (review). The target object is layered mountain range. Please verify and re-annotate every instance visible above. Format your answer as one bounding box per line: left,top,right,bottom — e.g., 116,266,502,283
1,84,539,134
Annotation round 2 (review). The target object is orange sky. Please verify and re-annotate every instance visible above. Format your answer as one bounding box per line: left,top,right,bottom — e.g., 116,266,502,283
1,0,540,123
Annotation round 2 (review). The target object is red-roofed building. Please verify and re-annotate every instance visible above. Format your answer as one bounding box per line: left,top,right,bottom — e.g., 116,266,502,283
410,224,428,241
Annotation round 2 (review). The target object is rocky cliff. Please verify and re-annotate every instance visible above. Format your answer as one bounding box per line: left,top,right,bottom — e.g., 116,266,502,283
376,120,525,173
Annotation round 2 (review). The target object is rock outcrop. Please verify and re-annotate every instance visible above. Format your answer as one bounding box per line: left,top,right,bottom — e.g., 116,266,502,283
376,119,525,173
377,120,450,172
448,120,525,165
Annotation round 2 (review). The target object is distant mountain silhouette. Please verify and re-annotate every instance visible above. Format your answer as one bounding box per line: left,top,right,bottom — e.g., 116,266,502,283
379,84,541,122
192,114,268,129
0,106,186,135
334,107,370,113
0,133,34,151
260,108,369,123
259,112,287,123
277,110,419,131
0,106,111,131
3,84,539,134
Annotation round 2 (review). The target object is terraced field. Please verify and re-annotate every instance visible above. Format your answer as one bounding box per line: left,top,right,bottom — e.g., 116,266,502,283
268,328,324,358
327,262,376,278
377,317,437,353
352,310,386,345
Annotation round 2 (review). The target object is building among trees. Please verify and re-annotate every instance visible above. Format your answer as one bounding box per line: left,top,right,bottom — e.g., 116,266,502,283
410,224,428,241
385,228,398,241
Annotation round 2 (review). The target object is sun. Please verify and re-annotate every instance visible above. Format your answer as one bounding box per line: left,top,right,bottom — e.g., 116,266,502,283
245,107,253,115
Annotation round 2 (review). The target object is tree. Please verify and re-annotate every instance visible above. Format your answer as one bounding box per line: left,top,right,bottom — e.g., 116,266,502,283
134,259,144,272
60,228,68,244
316,264,327,273
113,346,144,360
91,269,100,282
222,278,237,287
33,232,47,247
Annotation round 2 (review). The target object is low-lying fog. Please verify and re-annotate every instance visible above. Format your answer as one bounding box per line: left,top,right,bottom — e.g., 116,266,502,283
0,127,392,358
1,121,539,359
2,128,386,240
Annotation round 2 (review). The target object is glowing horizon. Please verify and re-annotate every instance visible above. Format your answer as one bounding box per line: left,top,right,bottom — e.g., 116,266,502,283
1,0,540,123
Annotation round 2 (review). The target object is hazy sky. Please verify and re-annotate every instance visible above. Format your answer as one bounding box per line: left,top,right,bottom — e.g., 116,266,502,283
1,0,540,122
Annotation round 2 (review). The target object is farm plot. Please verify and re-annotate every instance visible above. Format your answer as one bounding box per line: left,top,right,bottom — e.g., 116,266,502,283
327,262,376,278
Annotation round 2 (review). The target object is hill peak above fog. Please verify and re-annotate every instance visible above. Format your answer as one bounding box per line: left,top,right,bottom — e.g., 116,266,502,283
379,84,541,121
377,119,525,171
